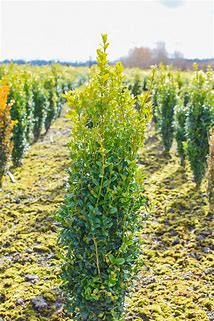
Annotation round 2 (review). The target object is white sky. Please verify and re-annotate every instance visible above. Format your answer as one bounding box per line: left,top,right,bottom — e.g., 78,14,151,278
0,0,213,61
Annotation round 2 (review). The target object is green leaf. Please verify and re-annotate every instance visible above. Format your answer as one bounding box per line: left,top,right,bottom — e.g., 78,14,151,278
115,258,125,265
109,254,115,264
110,207,117,214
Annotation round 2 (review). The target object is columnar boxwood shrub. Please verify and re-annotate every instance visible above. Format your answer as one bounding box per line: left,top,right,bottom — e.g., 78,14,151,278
207,130,214,212
185,65,214,186
32,77,49,141
44,75,58,133
151,85,158,124
173,87,189,166
151,65,169,125
58,35,152,321
128,74,143,112
155,66,178,154
9,75,28,166
23,70,35,143
0,84,14,188
51,65,64,116
128,74,143,97
142,75,148,92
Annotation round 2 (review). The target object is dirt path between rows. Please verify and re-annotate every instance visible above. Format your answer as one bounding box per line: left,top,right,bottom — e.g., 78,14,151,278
127,128,213,321
0,109,72,321
0,113,213,321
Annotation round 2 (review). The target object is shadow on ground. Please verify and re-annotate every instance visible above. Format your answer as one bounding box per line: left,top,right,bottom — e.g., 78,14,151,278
0,119,213,321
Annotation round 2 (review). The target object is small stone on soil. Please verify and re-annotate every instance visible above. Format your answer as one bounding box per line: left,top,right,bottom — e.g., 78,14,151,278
171,237,180,246
24,274,39,283
16,298,24,305
204,268,214,275
31,296,48,310
0,294,6,303
195,234,204,241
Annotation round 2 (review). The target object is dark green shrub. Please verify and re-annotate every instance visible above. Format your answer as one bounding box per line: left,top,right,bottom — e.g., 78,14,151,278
23,70,35,143
207,130,214,212
173,87,189,166
57,35,152,321
9,75,28,166
51,65,64,116
44,75,58,133
185,65,214,186
129,74,143,97
151,86,158,124
0,64,88,167
142,75,148,92
32,77,49,141
155,66,178,154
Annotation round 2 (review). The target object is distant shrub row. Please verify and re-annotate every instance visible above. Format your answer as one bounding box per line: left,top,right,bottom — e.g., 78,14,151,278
127,65,214,210
0,64,88,186
153,65,213,187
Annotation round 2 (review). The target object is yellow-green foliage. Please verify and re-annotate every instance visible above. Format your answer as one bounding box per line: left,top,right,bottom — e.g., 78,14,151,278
0,84,14,188
58,34,152,321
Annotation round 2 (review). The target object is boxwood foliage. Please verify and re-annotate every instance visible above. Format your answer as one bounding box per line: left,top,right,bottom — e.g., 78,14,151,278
32,76,49,142
127,73,143,98
207,130,214,212
51,65,65,117
9,73,29,167
44,74,58,133
150,66,164,125
0,64,88,167
155,66,178,154
173,87,189,166
207,127,214,213
185,65,214,186
58,34,152,321
0,84,14,188
23,70,35,144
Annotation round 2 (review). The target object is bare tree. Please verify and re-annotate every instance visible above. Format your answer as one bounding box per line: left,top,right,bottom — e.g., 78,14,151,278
123,46,153,68
153,42,168,65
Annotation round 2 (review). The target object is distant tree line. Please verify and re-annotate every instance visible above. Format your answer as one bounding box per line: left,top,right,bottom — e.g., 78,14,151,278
121,42,214,70
1,45,213,70
0,59,97,67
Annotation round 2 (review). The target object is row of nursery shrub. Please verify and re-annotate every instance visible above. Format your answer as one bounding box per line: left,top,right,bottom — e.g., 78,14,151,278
0,84,14,188
127,65,214,210
151,64,214,186
153,65,213,211
0,64,88,186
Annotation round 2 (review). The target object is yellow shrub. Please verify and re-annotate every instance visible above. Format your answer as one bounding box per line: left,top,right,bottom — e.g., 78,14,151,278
0,84,14,188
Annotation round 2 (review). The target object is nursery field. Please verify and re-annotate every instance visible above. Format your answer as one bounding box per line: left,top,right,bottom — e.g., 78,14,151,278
0,108,213,321
0,37,213,321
